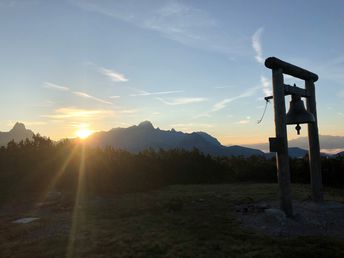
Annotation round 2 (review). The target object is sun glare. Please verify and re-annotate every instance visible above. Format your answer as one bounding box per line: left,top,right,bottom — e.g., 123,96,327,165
76,129,92,139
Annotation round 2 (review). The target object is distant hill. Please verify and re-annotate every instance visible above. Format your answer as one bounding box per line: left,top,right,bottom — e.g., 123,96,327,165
244,135,344,155
86,121,264,157
336,151,344,157
265,147,309,159
0,122,34,146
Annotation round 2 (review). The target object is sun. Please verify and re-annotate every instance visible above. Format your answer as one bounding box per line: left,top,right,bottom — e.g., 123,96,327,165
76,129,92,139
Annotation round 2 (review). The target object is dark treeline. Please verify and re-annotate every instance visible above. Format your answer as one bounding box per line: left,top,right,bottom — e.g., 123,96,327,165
0,135,343,198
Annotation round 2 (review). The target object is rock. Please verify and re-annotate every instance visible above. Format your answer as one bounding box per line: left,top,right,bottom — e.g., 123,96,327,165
13,217,39,224
264,208,287,226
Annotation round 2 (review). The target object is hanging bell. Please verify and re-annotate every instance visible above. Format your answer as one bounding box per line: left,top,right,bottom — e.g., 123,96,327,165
286,94,315,135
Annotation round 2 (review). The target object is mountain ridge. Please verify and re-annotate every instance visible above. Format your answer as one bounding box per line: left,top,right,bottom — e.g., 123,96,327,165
85,121,264,157
1,121,343,157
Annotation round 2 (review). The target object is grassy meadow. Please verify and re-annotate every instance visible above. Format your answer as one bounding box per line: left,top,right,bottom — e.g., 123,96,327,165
1,183,344,258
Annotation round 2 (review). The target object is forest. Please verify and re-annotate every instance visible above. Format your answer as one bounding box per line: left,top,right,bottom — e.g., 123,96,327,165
0,134,343,201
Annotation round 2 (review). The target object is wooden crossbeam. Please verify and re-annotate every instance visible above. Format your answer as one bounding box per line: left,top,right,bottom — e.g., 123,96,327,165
265,57,318,82
284,84,309,97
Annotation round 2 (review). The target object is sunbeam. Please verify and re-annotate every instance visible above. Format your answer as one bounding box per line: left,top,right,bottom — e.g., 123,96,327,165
33,143,80,209
66,143,87,257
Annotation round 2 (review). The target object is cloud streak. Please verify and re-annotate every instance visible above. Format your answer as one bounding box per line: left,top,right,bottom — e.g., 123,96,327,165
236,116,251,124
130,90,183,97
157,97,207,105
44,82,70,91
71,0,249,57
73,91,113,105
44,81,113,105
43,107,114,119
100,67,128,82
212,86,260,112
170,123,214,132
42,107,138,122
252,27,264,64
260,76,272,96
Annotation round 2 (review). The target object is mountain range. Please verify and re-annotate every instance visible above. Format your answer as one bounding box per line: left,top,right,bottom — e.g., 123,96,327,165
85,121,264,157
1,121,343,158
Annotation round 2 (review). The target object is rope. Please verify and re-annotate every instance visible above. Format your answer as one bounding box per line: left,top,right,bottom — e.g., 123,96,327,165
257,98,270,124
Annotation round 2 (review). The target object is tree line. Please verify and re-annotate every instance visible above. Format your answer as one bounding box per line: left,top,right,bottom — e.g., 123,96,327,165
0,135,343,200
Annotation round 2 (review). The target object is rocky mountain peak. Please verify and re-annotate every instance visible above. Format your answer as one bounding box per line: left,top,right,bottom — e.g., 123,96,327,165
138,121,154,129
10,122,26,132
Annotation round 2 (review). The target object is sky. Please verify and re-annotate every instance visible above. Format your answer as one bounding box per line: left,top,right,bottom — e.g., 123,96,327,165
0,0,343,145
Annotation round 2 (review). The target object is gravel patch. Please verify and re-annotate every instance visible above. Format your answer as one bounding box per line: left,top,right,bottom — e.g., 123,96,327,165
236,200,344,238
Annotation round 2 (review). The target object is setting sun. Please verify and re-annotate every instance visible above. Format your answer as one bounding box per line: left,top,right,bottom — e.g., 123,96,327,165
76,129,92,139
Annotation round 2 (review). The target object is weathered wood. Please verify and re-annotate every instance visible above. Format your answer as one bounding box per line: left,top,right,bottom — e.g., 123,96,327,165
305,80,323,202
284,84,309,97
265,57,318,82
272,69,293,217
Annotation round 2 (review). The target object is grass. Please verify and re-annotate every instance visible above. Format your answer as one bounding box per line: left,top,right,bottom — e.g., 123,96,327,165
1,183,344,257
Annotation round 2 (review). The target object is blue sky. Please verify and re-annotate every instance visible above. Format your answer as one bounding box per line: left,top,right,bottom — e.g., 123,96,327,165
0,0,343,144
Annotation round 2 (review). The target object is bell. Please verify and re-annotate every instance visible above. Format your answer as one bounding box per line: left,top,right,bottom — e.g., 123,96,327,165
286,94,315,135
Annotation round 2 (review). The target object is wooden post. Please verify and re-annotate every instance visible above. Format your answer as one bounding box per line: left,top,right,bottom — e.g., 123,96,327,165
305,80,323,202
272,68,293,217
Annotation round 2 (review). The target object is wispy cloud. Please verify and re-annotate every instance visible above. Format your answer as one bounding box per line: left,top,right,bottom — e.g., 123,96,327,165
8,120,47,127
252,27,264,64
44,82,70,91
49,107,137,120
130,90,183,97
71,0,249,57
44,81,113,105
236,116,251,124
157,97,207,105
73,91,113,105
170,122,214,132
43,107,114,119
109,95,120,99
100,67,128,82
260,76,272,96
116,109,138,114
212,86,260,112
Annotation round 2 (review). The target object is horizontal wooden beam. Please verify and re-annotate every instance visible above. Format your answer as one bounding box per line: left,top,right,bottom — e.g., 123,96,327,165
284,84,309,97
265,57,318,82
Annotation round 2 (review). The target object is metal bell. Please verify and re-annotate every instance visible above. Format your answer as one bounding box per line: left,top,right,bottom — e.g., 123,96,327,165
286,94,315,134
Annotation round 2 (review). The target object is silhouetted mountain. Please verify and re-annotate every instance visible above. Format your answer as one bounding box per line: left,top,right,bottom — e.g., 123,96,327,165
196,131,222,146
0,122,34,146
336,151,344,157
86,121,264,157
